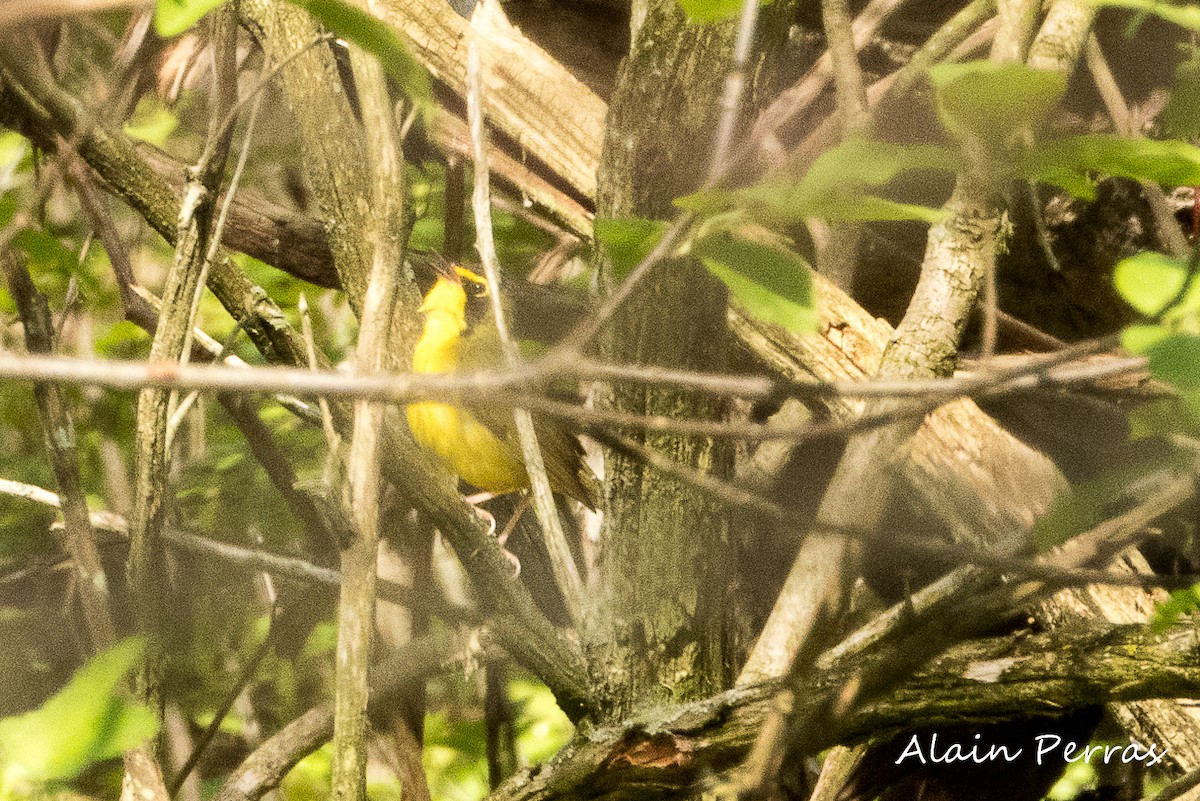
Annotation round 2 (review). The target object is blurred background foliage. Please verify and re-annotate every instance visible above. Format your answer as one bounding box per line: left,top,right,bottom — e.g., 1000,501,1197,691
0,16,573,793
6,1,1200,800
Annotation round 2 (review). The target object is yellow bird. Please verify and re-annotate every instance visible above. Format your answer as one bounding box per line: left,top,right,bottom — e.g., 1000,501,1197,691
406,263,599,509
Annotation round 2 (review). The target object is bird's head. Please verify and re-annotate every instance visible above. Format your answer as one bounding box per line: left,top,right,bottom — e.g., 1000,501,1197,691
417,263,489,332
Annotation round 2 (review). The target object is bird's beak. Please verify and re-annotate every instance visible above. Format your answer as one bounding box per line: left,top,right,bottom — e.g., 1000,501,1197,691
455,265,489,297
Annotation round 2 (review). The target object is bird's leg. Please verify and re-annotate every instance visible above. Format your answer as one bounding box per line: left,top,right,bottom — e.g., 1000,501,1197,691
469,502,497,537
462,492,523,576
496,494,531,549
490,495,531,577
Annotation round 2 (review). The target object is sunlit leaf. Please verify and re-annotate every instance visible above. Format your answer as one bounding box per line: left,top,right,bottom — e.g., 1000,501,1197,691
677,0,739,22
806,195,945,223
287,0,433,115
733,139,953,224
1145,333,1200,390
674,186,738,215
154,0,224,36
123,97,180,148
676,0,772,23
0,639,157,792
1129,397,1200,439
1121,323,1170,354
1114,252,1189,316
798,139,955,196
595,217,669,279
1090,0,1200,30
1026,135,1200,196
0,132,28,183
511,679,572,764
695,233,816,332
929,62,1067,146
1150,583,1200,633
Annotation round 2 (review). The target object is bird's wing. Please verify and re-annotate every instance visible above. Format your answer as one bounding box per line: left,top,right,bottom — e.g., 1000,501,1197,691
459,322,599,509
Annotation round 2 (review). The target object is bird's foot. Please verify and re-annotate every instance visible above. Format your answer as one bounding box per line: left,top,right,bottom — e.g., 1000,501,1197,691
465,496,521,577
470,502,497,537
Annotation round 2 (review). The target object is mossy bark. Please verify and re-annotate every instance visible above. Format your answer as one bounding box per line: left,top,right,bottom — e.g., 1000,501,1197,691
586,0,795,719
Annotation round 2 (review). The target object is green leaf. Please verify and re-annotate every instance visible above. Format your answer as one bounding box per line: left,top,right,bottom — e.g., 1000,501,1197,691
674,186,739,215
1150,583,1200,633
0,131,28,176
1030,447,1184,552
123,97,180,148
676,0,772,23
1090,0,1200,30
287,0,433,114
594,217,669,279
1114,251,1189,316
1143,333,1200,420
154,0,224,36
1163,54,1200,139
1129,397,1200,439
804,195,945,223
677,0,739,22
694,233,816,332
733,139,952,224
0,639,158,793
1145,333,1200,390
929,62,1067,145
1025,135,1200,195
799,139,955,197
1121,323,1171,354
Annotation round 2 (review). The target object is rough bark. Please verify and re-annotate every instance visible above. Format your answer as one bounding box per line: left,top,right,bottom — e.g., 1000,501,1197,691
585,0,795,718
489,621,1200,801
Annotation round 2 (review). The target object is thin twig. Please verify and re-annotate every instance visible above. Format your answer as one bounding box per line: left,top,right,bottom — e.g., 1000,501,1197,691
989,0,1041,63
2,253,116,652
169,615,279,797
0,341,1151,444
128,4,240,702
588,427,1196,595
545,211,692,360
821,0,870,134
210,627,498,801
1085,33,1191,258
745,0,912,169
977,0,1043,361
298,293,340,450
331,7,411,796
815,0,873,289
169,89,266,447
706,0,762,184
466,27,585,621
0,476,467,616
195,33,335,175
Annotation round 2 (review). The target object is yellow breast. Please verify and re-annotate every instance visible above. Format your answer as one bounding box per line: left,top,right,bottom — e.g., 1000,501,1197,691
406,400,528,493
407,275,528,494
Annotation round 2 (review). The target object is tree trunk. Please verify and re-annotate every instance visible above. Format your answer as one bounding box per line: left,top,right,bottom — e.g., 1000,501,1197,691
586,0,795,719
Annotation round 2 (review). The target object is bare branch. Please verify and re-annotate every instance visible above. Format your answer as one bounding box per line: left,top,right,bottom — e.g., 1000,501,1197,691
332,6,412,793
467,6,586,622
127,3,240,702
2,253,116,651
706,0,762,183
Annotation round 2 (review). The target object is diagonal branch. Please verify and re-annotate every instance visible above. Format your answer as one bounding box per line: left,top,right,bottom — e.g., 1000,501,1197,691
126,3,240,702
467,3,585,623
2,254,117,652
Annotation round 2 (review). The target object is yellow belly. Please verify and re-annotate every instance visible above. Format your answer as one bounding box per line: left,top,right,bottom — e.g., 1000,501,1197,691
406,400,528,493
